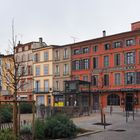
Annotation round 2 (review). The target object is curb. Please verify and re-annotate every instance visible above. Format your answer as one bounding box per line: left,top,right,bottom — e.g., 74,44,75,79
76,130,102,138
54,130,102,140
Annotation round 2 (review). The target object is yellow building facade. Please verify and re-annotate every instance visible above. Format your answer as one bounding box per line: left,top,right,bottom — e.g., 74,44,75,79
33,46,54,106
0,54,14,100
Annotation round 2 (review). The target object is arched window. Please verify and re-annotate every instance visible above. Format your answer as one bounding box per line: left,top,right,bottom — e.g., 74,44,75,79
107,94,120,106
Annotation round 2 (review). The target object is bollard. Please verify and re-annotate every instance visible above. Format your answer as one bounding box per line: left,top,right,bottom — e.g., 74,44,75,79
103,114,106,129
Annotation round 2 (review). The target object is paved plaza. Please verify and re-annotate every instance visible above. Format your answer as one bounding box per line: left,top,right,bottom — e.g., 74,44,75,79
72,110,140,140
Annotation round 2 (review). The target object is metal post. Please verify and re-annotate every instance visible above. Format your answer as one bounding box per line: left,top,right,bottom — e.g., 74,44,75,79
18,102,20,137
103,114,106,129
133,103,135,120
126,111,128,123
32,101,35,140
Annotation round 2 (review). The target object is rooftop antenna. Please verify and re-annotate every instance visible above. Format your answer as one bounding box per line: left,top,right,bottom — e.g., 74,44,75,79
70,36,78,43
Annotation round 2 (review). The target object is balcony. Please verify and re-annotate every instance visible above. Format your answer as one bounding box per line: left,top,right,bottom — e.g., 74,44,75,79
1,90,11,96
54,72,60,77
54,57,60,61
33,88,49,94
63,72,69,76
63,55,69,60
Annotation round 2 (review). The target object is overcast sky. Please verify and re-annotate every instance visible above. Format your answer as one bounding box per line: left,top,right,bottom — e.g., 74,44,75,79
0,0,140,53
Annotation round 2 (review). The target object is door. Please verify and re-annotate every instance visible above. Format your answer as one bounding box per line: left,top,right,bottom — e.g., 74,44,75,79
93,94,99,110
125,93,133,111
36,95,45,105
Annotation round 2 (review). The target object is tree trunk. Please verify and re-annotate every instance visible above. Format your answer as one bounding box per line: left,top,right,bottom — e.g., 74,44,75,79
13,101,18,138
99,94,104,124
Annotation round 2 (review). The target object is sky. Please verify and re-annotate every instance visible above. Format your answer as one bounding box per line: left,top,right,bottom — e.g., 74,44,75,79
0,0,140,53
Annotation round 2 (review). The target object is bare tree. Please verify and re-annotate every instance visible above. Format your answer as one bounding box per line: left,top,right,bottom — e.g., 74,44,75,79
1,20,28,137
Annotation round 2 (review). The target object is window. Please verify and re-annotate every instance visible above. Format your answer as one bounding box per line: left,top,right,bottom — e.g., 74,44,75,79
44,52,48,61
36,66,40,76
115,73,120,85
107,94,120,105
136,72,140,84
126,39,135,46
44,80,49,92
56,81,59,90
93,46,98,52
22,47,25,51
44,65,48,75
28,54,32,61
35,81,40,92
93,57,98,68
21,66,25,75
113,41,122,48
63,64,69,75
28,66,32,75
83,47,89,53
22,54,26,62
21,80,26,91
104,43,110,50
64,48,69,59
125,52,135,64
75,60,80,70
73,49,80,55
55,65,59,75
55,50,59,60
48,96,51,105
114,54,120,66
83,59,89,69
91,75,98,86
125,72,135,85
104,56,109,67
104,74,109,86
36,95,44,105
34,53,40,62
83,75,88,81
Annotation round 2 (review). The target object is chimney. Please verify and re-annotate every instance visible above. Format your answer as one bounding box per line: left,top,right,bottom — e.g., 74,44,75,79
131,21,140,31
103,30,106,37
39,37,43,44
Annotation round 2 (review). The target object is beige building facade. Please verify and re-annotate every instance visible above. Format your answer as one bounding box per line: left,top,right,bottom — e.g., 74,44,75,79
33,45,54,106
53,45,71,106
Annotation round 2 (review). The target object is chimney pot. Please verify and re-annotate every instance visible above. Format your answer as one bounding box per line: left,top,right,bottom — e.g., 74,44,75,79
39,37,43,43
103,30,106,37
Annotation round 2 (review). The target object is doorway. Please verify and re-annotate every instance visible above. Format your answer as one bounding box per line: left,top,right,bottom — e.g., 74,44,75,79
125,93,133,111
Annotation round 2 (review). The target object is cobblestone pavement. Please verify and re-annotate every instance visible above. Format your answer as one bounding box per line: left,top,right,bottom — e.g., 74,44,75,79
72,111,140,140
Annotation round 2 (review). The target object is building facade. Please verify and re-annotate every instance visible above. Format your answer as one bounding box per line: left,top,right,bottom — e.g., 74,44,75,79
53,45,71,106
0,54,14,100
33,45,54,106
14,38,44,100
71,22,140,111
